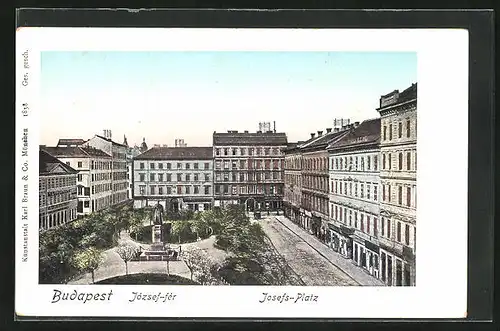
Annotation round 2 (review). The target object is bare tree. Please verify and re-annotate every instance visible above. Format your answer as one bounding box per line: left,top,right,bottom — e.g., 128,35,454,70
116,243,139,275
180,245,227,285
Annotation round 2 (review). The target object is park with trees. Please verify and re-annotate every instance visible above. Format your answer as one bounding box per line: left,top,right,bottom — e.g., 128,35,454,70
39,203,303,286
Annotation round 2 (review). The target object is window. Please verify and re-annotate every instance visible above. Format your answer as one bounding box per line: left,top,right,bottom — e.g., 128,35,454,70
158,174,164,182
407,152,411,170
374,217,378,236
374,185,378,201
354,211,358,228
406,119,411,138
407,186,411,207
382,218,385,236
150,186,155,195
387,219,391,238
397,222,402,242
382,154,386,170
166,186,172,194
224,148,228,156
388,153,392,170
186,163,191,170
177,186,182,194
383,126,387,140
248,148,254,155
158,186,163,195
166,174,171,182
366,216,370,234
398,122,402,138
77,174,82,181
204,162,210,170
177,163,182,169
205,173,210,181
398,186,403,205
355,183,358,197
389,124,393,140
194,163,199,169
240,148,246,155
194,186,199,194
185,186,190,194
405,224,410,245
349,182,352,196
140,162,144,169
399,153,403,170
374,155,378,171
139,174,145,182
159,163,163,169
150,163,155,169
360,214,364,232
232,148,237,156
150,173,155,182
186,174,191,181
167,163,171,170
204,186,210,195
77,161,82,168
367,156,371,170
360,183,364,198
216,148,221,156
194,174,199,181
177,174,182,182
388,185,391,202
367,184,371,200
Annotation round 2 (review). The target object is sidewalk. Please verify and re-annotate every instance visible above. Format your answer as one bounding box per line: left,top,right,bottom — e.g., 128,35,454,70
272,215,384,286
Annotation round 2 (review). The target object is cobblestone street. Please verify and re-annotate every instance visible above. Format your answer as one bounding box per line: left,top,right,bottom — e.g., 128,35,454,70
260,216,359,286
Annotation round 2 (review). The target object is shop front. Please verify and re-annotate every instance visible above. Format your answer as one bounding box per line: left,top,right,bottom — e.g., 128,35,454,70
311,215,322,239
364,240,380,279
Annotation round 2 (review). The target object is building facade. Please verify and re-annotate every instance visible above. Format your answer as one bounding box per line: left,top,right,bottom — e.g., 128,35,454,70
377,83,417,286
42,146,113,215
39,149,78,231
283,142,302,224
133,147,214,212
83,131,128,205
327,118,381,278
212,130,287,211
299,128,351,242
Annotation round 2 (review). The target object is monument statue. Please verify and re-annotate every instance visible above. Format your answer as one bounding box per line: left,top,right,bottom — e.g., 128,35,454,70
151,203,164,248
153,203,164,225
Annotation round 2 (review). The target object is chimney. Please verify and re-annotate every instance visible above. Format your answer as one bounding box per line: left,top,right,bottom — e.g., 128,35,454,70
326,128,332,133
310,133,315,139
273,121,276,133
334,128,339,133
354,121,360,127
317,130,323,136
244,130,249,133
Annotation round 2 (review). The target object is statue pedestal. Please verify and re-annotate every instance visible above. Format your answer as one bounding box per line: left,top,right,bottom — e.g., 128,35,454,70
151,224,163,249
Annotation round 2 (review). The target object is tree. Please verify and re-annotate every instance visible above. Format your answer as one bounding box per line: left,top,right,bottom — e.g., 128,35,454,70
73,247,104,284
171,220,192,244
180,245,227,285
115,243,139,275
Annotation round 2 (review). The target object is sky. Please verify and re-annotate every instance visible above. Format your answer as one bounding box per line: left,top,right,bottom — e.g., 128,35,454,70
40,51,416,147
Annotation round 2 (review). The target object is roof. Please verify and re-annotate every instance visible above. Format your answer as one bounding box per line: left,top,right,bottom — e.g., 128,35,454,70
57,138,86,146
94,135,128,147
327,118,381,151
39,150,78,175
378,83,417,110
134,147,213,160
300,129,351,152
213,132,288,146
41,146,111,158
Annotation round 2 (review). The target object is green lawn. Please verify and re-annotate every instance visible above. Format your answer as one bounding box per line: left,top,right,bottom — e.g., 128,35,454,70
95,273,199,285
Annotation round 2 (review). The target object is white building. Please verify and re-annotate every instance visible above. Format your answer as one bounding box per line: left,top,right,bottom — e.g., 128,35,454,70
42,146,113,215
327,118,381,279
133,146,214,212
39,149,78,230
83,130,128,205
377,83,417,286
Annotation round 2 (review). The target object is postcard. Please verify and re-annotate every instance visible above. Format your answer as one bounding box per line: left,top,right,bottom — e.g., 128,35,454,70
16,27,468,319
